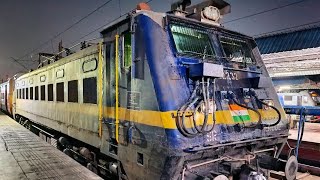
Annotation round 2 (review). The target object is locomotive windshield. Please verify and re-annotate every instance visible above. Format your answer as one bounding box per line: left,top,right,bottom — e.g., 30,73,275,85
169,22,256,64
220,36,254,64
170,24,216,59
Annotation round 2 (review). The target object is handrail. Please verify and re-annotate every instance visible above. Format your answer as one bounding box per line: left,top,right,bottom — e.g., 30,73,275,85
115,34,120,143
98,41,104,137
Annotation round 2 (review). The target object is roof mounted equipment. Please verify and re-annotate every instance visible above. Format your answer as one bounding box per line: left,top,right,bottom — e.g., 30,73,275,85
171,0,231,25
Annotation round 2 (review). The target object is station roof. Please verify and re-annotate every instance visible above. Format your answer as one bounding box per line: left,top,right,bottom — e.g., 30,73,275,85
255,25,320,54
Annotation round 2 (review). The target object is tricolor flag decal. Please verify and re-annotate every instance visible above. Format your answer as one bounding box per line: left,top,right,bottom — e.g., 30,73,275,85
229,104,251,123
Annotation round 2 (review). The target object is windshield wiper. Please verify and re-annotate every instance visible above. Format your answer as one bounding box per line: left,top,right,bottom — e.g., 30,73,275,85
178,50,217,60
202,46,207,60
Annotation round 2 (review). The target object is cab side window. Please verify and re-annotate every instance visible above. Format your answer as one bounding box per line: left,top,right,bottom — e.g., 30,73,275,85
134,26,145,80
123,33,132,68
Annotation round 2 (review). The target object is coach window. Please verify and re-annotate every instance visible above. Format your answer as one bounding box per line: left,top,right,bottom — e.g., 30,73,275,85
26,88,29,100
68,80,78,103
22,88,25,99
56,82,64,102
48,84,53,101
41,85,45,101
30,87,34,100
17,90,20,99
83,77,97,104
35,86,39,100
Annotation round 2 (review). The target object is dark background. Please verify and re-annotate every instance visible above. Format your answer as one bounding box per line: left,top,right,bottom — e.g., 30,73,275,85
0,0,318,78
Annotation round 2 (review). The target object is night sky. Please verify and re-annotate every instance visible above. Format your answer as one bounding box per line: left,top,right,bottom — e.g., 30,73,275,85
0,0,319,79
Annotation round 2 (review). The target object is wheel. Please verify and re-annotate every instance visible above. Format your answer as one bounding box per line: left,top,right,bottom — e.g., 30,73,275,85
87,163,98,174
15,115,19,121
19,117,24,124
25,122,31,130
63,148,73,157
285,156,298,180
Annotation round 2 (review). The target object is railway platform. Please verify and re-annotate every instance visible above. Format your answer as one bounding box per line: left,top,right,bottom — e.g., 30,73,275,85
281,122,320,176
0,112,102,180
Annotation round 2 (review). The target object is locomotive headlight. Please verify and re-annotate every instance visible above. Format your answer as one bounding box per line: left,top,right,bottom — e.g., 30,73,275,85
202,6,220,21
263,100,274,110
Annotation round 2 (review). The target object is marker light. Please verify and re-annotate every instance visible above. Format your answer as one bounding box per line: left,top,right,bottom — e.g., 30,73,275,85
137,2,151,11
202,6,220,21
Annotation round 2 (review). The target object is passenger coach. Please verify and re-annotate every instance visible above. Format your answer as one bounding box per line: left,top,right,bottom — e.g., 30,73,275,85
0,78,15,115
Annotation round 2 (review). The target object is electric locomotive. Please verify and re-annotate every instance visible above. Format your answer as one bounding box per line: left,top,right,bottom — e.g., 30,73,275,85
12,0,296,179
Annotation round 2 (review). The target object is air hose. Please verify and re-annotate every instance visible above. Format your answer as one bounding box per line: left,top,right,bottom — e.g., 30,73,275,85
192,78,216,133
181,97,200,137
249,89,282,127
228,91,262,128
176,82,200,138
286,108,305,158
295,107,306,157
176,78,216,138
202,78,216,133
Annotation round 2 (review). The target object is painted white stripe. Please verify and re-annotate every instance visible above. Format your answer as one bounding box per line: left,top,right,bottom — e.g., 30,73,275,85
230,110,249,117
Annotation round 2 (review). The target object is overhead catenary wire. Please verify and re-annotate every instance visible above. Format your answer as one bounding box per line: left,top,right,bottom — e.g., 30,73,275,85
11,0,155,71
8,0,308,71
66,0,154,47
28,0,154,59
10,57,29,71
223,0,305,24
15,0,115,63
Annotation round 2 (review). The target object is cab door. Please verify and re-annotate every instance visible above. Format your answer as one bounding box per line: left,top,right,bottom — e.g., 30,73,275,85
102,31,133,148
101,34,122,157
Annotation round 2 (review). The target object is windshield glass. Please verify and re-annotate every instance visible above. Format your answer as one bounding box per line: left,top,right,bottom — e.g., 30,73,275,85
220,36,254,64
170,24,215,58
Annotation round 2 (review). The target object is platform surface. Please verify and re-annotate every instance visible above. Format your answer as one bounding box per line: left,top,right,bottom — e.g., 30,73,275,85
270,171,319,180
288,122,320,143
0,112,102,180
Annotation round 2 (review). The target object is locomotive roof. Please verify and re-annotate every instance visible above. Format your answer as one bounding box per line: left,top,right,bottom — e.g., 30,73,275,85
100,9,253,41
16,44,99,81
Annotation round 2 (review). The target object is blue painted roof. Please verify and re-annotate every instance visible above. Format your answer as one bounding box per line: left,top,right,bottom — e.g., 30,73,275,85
255,26,320,54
